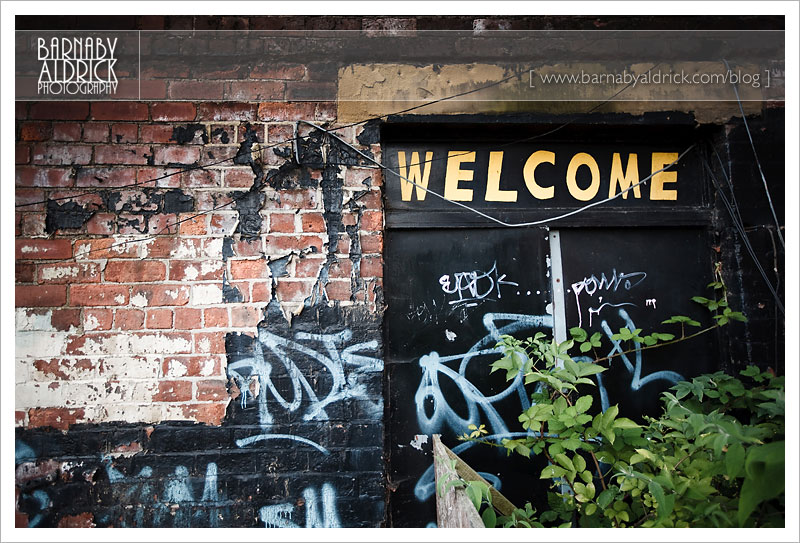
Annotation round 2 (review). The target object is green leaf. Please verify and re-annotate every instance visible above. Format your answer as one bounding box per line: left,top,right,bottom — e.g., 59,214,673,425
554,453,574,472
482,506,497,528
726,442,745,479
649,480,675,521
465,482,482,511
570,327,588,342
579,341,593,353
738,441,785,526
613,417,640,430
540,465,567,479
573,454,587,474
597,488,617,509
584,502,598,516
575,395,593,414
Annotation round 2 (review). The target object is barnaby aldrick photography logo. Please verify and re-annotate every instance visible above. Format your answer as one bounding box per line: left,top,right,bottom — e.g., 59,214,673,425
37,36,118,95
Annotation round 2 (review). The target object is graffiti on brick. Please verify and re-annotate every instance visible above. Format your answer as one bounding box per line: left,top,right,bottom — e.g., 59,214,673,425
259,483,341,528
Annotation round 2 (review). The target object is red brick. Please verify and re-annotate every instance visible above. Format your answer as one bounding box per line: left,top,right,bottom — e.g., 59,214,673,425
174,308,202,329
231,306,260,327
94,144,151,165
227,81,284,101
257,102,316,121
251,281,271,302
15,411,26,426
38,262,101,284
153,380,192,402
151,102,196,121
86,213,116,235
84,308,114,331
82,123,109,142
16,166,73,188
324,280,352,301
16,144,30,164
140,124,174,143
275,279,313,302
232,239,264,257
20,214,46,236
196,102,257,121
178,213,207,235
147,214,179,235
57,513,95,528
131,284,190,306
296,257,326,278
19,121,52,141
139,79,169,100
181,403,226,425
266,123,293,144
76,167,137,188
15,189,46,211
168,81,224,100
196,379,229,401
52,123,82,141
105,260,166,282
154,145,201,165
137,167,182,188
250,64,306,80
265,235,324,253
49,308,81,331
144,238,201,259
316,102,337,122
194,331,226,353
111,124,138,143
265,189,318,210
224,168,255,188
203,307,228,328
115,308,144,330
329,258,353,279
360,232,383,253
170,260,223,281
208,124,236,144
74,239,138,260
209,212,238,234
301,213,326,233
16,102,27,119
28,407,85,430
230,281,251,302
162,355,222,377
16,239,72,260
230,259,269,280
359,190,383,210
269,213,296,233
146,308,173,329
31,143,92,165
360,255,383,278
70,284,129,306
16,262,36,283
183,168,221,188
361,210,383,231
30,102,89,120
91,102,149,121
195,191,234,211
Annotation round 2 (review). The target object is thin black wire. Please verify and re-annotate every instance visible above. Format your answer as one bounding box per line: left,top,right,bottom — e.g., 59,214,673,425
701,154,784,314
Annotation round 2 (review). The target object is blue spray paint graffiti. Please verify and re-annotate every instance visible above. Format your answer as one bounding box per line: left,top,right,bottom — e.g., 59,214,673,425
259,483,341,528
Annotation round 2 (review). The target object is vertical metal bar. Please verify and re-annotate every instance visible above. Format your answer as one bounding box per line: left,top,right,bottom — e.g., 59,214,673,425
549,229,568,348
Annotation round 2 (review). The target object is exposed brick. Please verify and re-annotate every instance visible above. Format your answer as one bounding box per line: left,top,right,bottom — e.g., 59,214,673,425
360,232,383,253
180,403,226,425
105,260,166,282
111,124,138,143
137,167,182,188
16,262,36,283
19,121,52,141
146,308,173,329
231,306,260,327
38,262,101,284
203,307,228,328
76,167,137,188
52,123,82,141
147,214,179,235
74,239,138,260
209,212,238,235
84,308,114,331
140,124,174,143
316,102,338,122
232,239,264,257
196,102,257,121
151,102,197,121
325,280,352,301
361,210,383,231
130,284,190,307
229,281,251,302
224,168,256,188
16,144,30,164
230,259,269,279
328,258,353,279
16,166,74,188
144,238,200,259
358,190,383,210
209,124,236,144
70,284,129,306
360,255,383,278
265,235,324,253
263,189,318,210
31,143,92,165
295,256,326,278
86,213,116,235
162,355,222,378
30,102,89,120
115,308,144,330
28,407,85,430
152,380,192,402
91,102,149,121
154,145,201,165
194,331,226,353
178,213,207,235
170,260,224,281
301,212,326,233
227,81,285,101
94,144,151,165
174,307,202,329
251,281,271,302
16,239,72,259
168,81,225,100
82,123,109,142
269,213,296,233
20,214,46,237
257,102,316,121
275,279,313,302
250,64,306,80
57,513,95,528
183,168,221,188
196,379,229,401
345,167,377,188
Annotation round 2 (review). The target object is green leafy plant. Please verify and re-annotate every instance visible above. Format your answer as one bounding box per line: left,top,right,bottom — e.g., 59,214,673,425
460,282,784,528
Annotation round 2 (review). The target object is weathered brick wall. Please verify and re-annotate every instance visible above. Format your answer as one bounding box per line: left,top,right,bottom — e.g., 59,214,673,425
15,99,385,527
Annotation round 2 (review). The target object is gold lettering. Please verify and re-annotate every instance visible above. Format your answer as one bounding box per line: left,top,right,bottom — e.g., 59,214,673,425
398,151,434,201
522,150,556,200
650,152,679,200
609,153,641,199
566,152,600,201
484,151,517,202
444,151,476,201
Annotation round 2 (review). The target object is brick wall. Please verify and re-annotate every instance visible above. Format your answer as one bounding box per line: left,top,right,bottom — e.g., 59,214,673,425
15,99,386,527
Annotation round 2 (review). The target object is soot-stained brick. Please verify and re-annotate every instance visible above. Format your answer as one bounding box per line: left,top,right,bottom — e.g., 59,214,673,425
222,236,235,261
356,120,381,146
297,129,325,168
162,189,194,214
265,161,317,190
321,164,344,256
210,127,230,144
233,123,265,187
170,124,209,145
232,190,265,240
328,136,372,167
45,200,95,233
222,270,243,303
344,198,365,300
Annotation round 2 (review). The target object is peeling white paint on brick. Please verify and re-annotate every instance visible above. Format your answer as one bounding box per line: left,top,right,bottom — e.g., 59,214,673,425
15,309,54,331
183,265,199,281
163,288,180,300
114,295,126,304
102,357,161,380
15,331,68,358
204,238,224,259
201,358,216,377
201,260,223,275
98,403,164,424
192,284,223,305
164,359,188,378
128,333,192,355
40,266,79,281
197,337,211,353
15,359,30,384
130,292,149,307
171,240,200,259
84,314,102,331
71,334,129,356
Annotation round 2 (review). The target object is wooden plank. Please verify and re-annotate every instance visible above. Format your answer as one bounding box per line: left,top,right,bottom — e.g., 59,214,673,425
433,435,484,528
